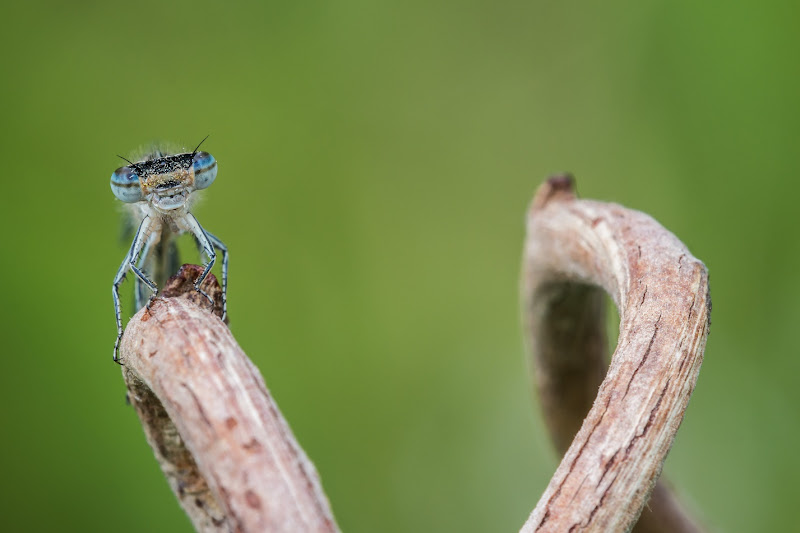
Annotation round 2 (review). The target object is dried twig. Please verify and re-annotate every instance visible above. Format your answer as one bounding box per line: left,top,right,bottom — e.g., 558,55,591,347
119,265,339,533
520,176,710,532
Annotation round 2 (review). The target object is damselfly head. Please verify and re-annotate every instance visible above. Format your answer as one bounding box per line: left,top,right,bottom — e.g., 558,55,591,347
109,147,217,212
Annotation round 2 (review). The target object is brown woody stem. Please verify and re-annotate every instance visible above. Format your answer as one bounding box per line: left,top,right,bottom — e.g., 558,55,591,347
120,265,339,533
521,176,710,532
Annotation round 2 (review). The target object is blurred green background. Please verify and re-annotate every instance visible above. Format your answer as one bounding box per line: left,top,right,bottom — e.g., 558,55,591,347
1,0,796,531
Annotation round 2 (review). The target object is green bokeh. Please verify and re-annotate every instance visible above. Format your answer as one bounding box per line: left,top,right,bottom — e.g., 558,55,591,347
1,1,797,531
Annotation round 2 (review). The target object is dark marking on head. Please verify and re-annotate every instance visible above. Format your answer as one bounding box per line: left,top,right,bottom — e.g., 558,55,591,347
130,153,194,178
156,179,182,190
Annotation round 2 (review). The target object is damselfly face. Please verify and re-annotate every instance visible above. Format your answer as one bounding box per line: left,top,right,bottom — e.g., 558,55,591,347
110,151,218,213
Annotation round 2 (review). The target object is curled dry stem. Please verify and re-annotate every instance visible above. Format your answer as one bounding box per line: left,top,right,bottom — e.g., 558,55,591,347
521,176,710,532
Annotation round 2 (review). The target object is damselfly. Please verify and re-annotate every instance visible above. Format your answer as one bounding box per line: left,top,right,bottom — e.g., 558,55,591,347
110,138,228,363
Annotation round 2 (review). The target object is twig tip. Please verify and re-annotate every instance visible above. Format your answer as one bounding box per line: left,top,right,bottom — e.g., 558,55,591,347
531,173,576,212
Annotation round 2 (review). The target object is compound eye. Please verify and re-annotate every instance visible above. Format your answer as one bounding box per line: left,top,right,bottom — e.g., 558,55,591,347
193,151,217,190
110,167,144,203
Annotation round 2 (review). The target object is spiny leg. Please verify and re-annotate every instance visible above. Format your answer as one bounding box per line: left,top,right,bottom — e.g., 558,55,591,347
112,249,133,364
112,215,156,364
204,230,229,321
184,213,217,310
130,263,159,309
134,230,160,311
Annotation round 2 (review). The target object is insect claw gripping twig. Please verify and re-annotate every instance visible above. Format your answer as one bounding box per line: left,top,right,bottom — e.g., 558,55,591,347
195,285,215,309
113,337,124,365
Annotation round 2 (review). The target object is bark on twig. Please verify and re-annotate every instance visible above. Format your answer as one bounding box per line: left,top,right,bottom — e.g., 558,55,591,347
119,265,339,533
521,176,710,532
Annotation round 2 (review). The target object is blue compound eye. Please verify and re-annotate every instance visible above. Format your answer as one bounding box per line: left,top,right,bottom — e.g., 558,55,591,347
193,151,217,190
110,166,144,203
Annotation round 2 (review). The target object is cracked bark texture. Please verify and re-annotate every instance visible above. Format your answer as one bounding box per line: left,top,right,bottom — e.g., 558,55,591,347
520,176,710,532
119,265,339,533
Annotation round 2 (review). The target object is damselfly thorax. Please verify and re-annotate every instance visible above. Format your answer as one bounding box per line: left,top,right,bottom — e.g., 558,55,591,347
110,140,228,363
